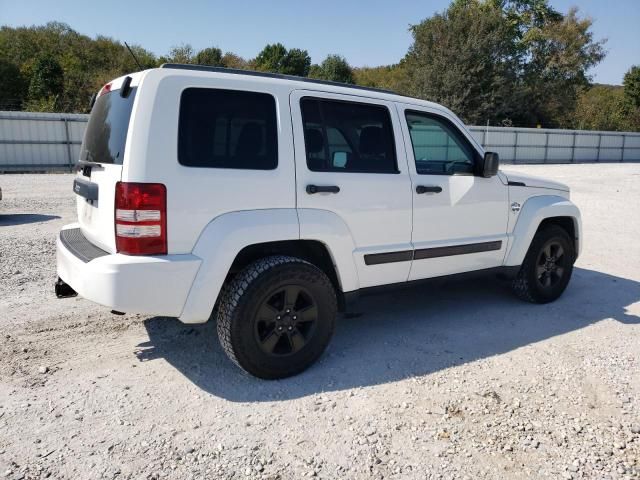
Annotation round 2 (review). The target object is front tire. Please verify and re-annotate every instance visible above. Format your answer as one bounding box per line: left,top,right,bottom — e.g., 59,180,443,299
511,225,575,304
216,256,337,379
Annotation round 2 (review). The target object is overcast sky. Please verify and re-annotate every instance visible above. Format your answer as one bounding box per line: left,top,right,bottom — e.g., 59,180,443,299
1,0,639,84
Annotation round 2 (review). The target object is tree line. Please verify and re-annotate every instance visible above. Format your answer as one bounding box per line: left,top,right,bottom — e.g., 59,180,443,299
1,0,639,131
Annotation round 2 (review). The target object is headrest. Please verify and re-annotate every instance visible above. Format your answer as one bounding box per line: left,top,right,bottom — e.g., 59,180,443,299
305,128,324,154
359,126,385,155
235,122,263,157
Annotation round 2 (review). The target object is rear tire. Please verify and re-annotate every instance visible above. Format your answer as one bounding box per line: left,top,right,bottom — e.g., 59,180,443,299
216,255,337,379
511,225,575,304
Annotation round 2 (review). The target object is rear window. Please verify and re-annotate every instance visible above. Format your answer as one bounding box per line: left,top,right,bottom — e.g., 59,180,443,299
178,88,278,170
80,88,136,165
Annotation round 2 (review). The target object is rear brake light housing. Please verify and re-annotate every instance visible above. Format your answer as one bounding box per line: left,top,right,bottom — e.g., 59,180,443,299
98,82,112,97
115,182,167,255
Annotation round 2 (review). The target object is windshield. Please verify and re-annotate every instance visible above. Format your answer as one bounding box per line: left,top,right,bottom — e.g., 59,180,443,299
80,88,137,165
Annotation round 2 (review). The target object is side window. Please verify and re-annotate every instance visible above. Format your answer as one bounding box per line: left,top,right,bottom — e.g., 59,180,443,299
178,88,277,170
405,111,477,175
301,97,398,174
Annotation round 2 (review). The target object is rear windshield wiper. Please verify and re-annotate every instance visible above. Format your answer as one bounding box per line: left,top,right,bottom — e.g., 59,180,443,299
76,159,103,171
77,150,103,168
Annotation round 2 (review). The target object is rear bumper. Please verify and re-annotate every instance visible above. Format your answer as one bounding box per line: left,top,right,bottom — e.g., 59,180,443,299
56,224,201,317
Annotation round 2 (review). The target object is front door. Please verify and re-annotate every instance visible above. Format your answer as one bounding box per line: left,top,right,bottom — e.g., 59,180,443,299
291,90,413,289
397,104,509,280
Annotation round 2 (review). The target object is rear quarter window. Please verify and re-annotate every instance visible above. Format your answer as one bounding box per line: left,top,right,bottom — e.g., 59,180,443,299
178,88,278,170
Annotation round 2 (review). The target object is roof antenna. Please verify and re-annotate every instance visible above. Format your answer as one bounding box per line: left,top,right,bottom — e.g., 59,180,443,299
124,41,143,69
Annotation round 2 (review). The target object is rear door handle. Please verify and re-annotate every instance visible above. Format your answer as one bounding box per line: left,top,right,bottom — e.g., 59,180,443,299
416,185,442,194
306,185,340,194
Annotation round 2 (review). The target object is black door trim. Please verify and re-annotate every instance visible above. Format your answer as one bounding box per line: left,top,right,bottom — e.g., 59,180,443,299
364,250,413,266
363,240,502,265
413,240,502,260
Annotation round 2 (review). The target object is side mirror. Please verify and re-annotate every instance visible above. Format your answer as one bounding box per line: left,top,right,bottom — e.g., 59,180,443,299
481,152,499,178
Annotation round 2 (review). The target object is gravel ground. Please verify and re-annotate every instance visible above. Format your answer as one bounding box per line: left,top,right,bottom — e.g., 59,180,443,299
0,164,638,480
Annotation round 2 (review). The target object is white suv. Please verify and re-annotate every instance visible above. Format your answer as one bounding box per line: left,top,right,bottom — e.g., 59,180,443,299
56,65,582,378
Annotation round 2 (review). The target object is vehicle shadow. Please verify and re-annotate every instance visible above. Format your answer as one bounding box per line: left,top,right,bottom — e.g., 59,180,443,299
0,214,60,226
136,267,639,402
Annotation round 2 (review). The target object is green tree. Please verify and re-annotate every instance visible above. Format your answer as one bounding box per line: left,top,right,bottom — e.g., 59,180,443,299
27,55,64,110
254,43,287,72
221,52,248,69
0,59,26,109
254,43,311,76
167,44,194,64
404,0,605,127
0,22,158,112
353,64,409,92
405,1,520,125
195,47,224,66
520,7,606,126
573,85,630,131
489,0,563,40
309,55,354,83
282,48,311,76
623,66,640,109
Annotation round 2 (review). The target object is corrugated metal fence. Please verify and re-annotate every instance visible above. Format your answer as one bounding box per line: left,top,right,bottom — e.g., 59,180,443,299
1,110,639,172
0,111,87,172
468,126,640,164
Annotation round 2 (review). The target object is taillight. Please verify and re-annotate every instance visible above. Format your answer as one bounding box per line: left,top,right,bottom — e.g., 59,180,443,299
115,182,167,255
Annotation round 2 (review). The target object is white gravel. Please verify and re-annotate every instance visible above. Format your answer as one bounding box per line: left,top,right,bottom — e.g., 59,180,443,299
0,164,639,479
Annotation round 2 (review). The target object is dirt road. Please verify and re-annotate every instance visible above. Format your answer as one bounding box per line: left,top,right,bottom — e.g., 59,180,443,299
1,164,638,479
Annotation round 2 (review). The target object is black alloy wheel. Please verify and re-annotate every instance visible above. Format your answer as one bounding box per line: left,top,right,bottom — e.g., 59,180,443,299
535,240,567,290
216,256,337,379
512,225,575,304
254,285,318,356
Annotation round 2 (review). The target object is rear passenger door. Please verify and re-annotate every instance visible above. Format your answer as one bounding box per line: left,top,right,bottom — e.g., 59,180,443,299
290,91,413,288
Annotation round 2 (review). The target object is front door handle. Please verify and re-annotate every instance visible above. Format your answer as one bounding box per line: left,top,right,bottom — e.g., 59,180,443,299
416,185,442,194
306,185,340,194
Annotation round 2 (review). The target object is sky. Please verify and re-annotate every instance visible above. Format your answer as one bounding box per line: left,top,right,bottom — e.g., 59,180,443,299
1,0,639,85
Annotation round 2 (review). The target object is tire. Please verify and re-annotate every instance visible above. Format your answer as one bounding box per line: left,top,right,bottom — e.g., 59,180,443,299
216,255,337,379
511,224,575,304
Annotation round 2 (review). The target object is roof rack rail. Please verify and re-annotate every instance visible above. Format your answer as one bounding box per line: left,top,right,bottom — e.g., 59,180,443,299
160,63,398,96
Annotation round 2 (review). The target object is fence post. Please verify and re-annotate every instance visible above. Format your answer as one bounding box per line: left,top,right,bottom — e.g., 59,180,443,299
62,117,73,172
570,132,576,163
621,134,626,163
513,131,518,164
543,131,549,163
596,133,602,162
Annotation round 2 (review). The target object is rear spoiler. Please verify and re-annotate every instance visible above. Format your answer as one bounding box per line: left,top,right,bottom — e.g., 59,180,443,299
87,75,132,111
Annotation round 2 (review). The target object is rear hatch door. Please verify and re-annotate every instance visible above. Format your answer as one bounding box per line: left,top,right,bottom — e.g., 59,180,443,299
75,76,138,252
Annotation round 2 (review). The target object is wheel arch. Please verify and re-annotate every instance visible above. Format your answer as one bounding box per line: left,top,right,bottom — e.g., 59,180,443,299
228,239,347,310
179,209,358,323
537,216,578,251
504,195,582,267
